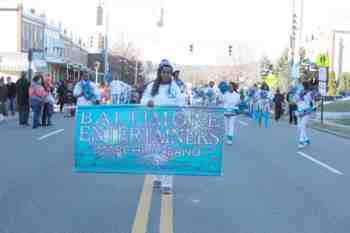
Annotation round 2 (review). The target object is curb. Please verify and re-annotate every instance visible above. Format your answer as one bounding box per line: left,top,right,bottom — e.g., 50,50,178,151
310,125,350,140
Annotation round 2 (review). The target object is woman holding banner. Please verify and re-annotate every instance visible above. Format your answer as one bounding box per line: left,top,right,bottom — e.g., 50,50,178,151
141,59,185,195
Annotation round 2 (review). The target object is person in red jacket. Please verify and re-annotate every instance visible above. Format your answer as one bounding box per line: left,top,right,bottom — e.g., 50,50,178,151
29,74,48,129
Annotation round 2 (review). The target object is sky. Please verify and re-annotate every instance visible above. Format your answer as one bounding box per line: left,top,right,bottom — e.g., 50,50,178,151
4,0,350,66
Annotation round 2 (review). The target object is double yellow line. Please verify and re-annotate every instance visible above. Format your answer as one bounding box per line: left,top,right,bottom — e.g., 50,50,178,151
132,175,173,233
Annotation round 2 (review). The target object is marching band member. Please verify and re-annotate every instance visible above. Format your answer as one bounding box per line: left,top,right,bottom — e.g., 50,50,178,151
256,83,272,128
221,82,241,145
110,77,129,104
295,82,318,149
73,72,101,106
204,81,220,106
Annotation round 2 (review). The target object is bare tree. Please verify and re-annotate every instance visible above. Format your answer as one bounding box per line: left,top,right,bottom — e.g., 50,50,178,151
219,44,259,87
108,40,144,85
110,40,139,60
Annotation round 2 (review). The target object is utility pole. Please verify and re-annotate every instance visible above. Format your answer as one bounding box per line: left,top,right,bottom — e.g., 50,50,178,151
104,4,109,84
299,0,304,46
28,49,33,82
337,37,344,79
288,0,297,81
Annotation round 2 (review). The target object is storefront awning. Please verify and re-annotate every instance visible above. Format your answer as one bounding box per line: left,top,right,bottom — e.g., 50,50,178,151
0,52,28,72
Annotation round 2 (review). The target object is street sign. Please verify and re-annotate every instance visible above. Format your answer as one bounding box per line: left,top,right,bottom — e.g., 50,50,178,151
319,82,327,96
75,105,225,176
318,67,328,96
318,67,327,82
316,53,330,68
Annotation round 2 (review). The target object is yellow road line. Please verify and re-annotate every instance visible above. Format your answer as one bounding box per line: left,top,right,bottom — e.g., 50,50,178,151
131,175,154,233
160,193,173,233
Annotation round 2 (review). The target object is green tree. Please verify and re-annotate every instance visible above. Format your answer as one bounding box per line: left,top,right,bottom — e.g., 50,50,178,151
259,54,273,78
328,71,337,96
274,48,289,92
337,72,350,95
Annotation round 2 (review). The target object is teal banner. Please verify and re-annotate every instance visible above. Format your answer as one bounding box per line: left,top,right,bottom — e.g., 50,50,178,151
75,105,225,176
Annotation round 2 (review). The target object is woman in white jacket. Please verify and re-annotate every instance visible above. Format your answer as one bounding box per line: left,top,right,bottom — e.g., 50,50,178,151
140,59,184,194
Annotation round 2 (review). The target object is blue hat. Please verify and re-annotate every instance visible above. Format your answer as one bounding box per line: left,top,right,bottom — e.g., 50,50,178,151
159,59,173,71
260,90,268,99
218,81,229,94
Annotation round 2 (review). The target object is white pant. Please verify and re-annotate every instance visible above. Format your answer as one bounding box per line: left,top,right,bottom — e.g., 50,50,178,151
224,116,236,137
153,175,173,188
112,94,121,105
298,115,310,142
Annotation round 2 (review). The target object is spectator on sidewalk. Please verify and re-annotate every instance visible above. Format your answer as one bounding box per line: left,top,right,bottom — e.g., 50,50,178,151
29,74,47,129
63,82,76,117
42,75,54,127
6,76,16,116
57,80,66,113
16,72,30,126
0,77,8,119
273,88,285,121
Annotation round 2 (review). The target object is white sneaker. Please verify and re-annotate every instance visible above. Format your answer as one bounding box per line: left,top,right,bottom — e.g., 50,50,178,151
298,142,306,149
226,136,233,145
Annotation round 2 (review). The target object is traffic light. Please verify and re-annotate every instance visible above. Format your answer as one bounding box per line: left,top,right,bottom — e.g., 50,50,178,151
89,36,93,48
228,45,232,56
189,44,193,53
98,34,105,49
291,13,297,40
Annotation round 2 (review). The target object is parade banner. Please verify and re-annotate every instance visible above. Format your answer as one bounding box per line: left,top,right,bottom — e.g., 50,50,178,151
74,105,225,176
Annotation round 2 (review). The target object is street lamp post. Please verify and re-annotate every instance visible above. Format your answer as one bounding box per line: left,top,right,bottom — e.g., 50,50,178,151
28,49,33,82
95,61,100,84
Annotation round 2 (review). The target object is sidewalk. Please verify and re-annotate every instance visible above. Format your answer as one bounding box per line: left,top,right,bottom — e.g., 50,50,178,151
316,112,350,119
0,114,18,124
311,118,350,130
310,119,350,140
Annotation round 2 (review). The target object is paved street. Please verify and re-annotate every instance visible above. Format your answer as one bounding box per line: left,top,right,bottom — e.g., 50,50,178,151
1,114,350,233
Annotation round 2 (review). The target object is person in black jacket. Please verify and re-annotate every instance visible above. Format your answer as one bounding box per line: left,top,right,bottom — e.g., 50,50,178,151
0,77,8,117
15,72,30,126
6,76,16,116
273,89,285,121
287,89,298,125
57,80,66,113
